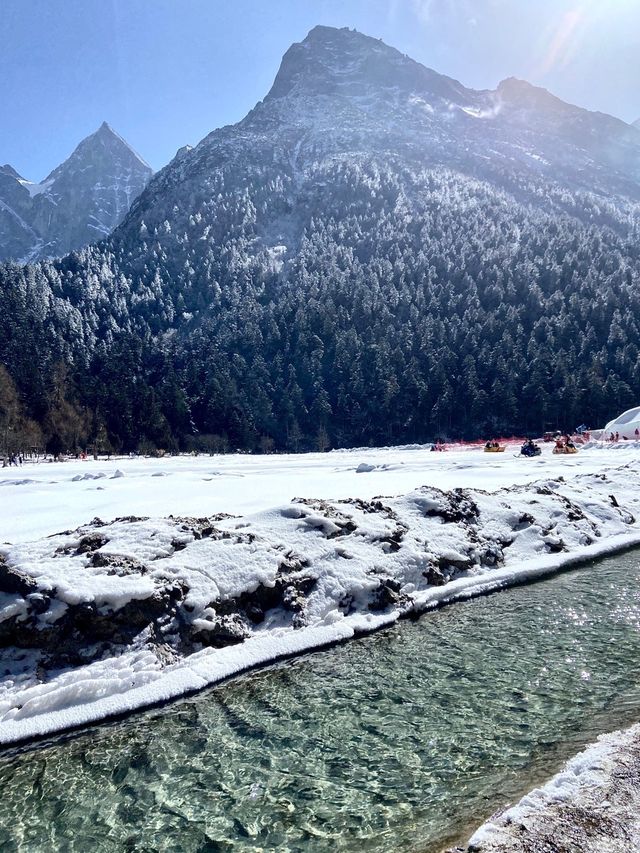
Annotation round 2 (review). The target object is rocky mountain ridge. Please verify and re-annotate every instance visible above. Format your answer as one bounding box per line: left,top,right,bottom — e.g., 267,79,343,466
0,122,152,262
130,25,640,235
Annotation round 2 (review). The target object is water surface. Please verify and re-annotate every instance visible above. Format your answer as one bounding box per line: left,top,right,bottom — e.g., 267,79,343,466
1,550,640,852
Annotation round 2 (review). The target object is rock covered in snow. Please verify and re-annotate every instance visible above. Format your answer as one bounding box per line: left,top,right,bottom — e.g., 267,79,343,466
459,723,640,853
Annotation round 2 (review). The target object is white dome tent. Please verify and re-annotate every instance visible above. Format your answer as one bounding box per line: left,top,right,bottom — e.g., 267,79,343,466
603,406,640,440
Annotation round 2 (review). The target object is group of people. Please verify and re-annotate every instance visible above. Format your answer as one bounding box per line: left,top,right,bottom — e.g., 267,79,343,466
607,429,640,442
2,453,23,467
555,434,576,450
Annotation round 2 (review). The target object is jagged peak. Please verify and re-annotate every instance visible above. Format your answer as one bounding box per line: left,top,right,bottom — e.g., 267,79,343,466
90,122,152,168
95,120,118,138
264,24,473,106
42,124,153,183
497,77,547,97
302,25,358,43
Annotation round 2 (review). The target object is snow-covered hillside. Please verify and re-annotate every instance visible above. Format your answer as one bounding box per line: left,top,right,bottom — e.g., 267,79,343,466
2,444,640,746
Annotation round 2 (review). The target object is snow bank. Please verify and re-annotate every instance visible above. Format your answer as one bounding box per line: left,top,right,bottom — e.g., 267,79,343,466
1,461,640,746
465,723,640,852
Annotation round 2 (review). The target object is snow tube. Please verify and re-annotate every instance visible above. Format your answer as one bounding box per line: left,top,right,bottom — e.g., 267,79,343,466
552,445,578,455
484,447,505,453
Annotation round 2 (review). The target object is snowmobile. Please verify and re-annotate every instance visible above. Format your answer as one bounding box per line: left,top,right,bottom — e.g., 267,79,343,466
520,442,542,458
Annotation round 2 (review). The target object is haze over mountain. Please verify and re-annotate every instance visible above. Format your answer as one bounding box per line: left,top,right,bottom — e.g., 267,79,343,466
0,123,152,263
2,26,640,455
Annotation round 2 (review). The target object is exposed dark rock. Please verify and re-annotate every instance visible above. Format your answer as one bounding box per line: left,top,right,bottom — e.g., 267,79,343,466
0,561,38,596
212,573,317,629
479,544,505,567
89,553,147,573
278,551,310,573
422,488,480,524
544,538,567,553
0,582,187,666
26,593,50,615
292,498,359,537
423,565,448,586
368,577,408,611
339,592,355,615
438,553,473,574
192,614,248,648
112,516,150,524
76,533,108,555
513,513,535,531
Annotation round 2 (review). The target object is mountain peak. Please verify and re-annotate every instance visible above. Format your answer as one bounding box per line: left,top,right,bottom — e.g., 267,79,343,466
303,24,355,43
497,77,551,100
0,125,153,262
496,76,576,116
43,124,152,184
265,24,472,106
96,120,117,136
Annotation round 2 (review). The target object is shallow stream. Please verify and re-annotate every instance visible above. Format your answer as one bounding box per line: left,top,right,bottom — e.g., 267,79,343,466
2,550,640,851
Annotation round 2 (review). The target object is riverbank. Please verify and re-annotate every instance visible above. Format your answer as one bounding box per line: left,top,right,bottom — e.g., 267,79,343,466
456,724,640,852
2,450,640,746
3,548,640,851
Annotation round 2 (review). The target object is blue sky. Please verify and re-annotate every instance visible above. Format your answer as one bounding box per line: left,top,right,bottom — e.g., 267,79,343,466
2,0,639,179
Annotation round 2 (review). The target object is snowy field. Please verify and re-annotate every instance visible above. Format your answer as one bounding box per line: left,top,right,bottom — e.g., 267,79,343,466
5,441,639,544
2,441,640,747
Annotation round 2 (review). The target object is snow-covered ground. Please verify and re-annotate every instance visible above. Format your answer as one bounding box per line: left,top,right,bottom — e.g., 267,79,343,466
463,723,640,852
4,441,638,544
2,442,640,746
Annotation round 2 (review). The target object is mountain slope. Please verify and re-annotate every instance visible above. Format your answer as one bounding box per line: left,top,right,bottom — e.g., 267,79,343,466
110,25,640,325
129,25,640,236
2,26,640,453
0,164,43,261
0,123,152,262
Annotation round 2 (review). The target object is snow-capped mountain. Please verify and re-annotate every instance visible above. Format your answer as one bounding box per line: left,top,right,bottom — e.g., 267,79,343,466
3,26,640,451
128,24,640,238
0,123,152,262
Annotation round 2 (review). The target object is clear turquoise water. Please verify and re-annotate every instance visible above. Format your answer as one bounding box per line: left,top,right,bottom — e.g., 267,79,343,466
1,550,640,852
